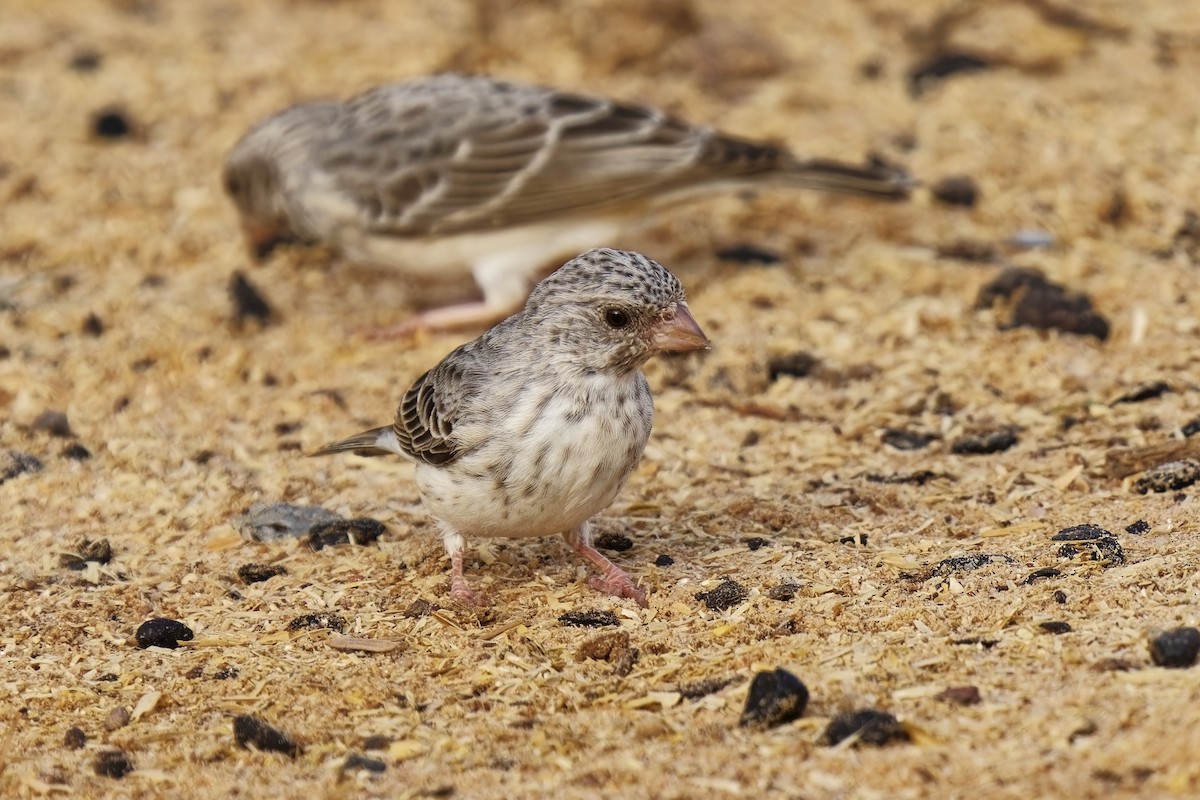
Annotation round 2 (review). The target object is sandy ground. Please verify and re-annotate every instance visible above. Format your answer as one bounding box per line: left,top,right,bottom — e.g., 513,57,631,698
3,0,1200,797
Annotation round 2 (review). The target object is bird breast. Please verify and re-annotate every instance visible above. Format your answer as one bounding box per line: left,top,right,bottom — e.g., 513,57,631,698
415,371,653,538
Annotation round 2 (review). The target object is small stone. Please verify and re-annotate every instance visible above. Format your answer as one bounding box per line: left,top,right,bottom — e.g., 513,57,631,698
82,312,105,336
653,554,675,567
739,668,808,729
230,271,273,326
1054,590,1068,604
1057,537,1125,567
951,428,1018,455
361,735,392,751
237,563,287,584
678,677,734,700
1051,524,1112,542
839,533,869,546
823,709,909,747
975,267,1109,341
931,175,980,207
61,443,92,460
31,410,73,437
233,714,300,756
1040,621,1072,635
930,554,1015,578
1182,417,1200,438
559,610,620,628
1023,567,1061,584
93,750,134,778
593,532,633,551
716,244,782,265
63,727,87,750
1125,520,1150,535
286,613,347,634
767,351,820,382
402,599,434,618
105,706,131,731
575,631,637,676
767,582,801,602
936,238,997,263
91,107,132,139
60,537,113,570
1149,627,1200,669
1,450,44,484
694,577,749,611
1134,459,1200,494
69,50,103,72
744,537,770,551
135,618,194,649
881,428,937,451
342,752,387,774
307,517,387,550
936,686,981,706
1111,381,1171,405
236,502,341,542
909,52,990,96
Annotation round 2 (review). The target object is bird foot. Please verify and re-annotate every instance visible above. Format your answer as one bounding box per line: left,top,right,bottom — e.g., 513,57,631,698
588,571,648,608
449,580,487,606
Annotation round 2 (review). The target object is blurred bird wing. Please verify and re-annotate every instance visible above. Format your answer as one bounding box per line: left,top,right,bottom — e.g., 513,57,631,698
321,79,714,235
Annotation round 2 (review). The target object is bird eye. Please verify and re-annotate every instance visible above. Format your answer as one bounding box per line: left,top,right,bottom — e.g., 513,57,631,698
604,308,630,329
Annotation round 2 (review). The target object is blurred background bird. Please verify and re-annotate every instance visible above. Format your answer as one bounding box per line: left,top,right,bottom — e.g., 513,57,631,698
224,73,912,337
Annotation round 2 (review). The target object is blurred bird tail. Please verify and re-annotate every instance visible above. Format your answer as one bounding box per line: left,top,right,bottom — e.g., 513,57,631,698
783,156,916,200
309,426,405,458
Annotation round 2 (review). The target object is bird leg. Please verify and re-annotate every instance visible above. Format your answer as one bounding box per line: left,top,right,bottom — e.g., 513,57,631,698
442,528,485,605
564,522,648,607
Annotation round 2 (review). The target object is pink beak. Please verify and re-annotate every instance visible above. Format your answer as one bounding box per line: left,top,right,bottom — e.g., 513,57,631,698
650,302,710,353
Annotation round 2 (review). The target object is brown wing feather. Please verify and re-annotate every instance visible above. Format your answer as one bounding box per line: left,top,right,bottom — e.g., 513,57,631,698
393,357,471,465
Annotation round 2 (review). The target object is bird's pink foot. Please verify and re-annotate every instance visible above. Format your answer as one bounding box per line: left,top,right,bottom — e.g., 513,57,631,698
449,578,487,606
588,569,648,608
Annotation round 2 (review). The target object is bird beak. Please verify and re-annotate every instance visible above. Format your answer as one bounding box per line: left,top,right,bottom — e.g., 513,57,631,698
650,302,710,353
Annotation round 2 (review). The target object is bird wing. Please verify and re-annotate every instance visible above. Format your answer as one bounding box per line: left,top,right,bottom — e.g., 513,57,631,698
317,75,721,236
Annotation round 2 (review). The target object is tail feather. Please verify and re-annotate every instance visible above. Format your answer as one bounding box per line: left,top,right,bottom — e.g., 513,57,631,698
784,157,916,200
309,425,406,458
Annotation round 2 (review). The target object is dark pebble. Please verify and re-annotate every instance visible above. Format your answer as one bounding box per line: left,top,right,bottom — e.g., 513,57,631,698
308,517,387,550
342,752,387,774
929,554,1015,578
931,175,980,207
575,630,637,676
1052,524,1112,542
951,427,1018,455
839,533,868,546
69,50,103,72
1023,567,1061,584
767,351,820,382
93,750,134,778
135,618,194,649
237,502,340,542
739,668,809,729
694,577,749,611
214,665,239,680
1054,590,1068,604
593,532,633,551
1182,417,1200,437
936,686,981,705
909,52,990,96
402,598,434,618
767,582,801,602
865,470,943,485
678,676,734,700
274,421,303,435
230,270,273,326
233,714,300,756
82,312,105,337
744,537,770,551
64,726,88,750
237,563,287,584
936,238,997,263
975,267,1109,341
1111,381,1171,405
1,450,44,485
62,443,92,460
881,428,937,451
1040,621,1072,635
1134,459,1200,494
32,410,73,437
716,244,782,265
1058,537,1125,567
1125,520,1150,535
286,613,347,633
1149,627,1200,668
654,554,675,567
558,610,620,628
361,734,392,751
60,537,113,570
91,107,133,139
823,709,909,747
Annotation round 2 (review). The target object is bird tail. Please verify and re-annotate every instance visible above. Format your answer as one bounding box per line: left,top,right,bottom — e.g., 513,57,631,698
781,156,916,200
309,426,406,458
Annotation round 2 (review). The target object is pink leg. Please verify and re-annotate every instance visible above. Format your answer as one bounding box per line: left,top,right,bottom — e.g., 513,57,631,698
443,529,486,605
361,301,511,340
563,522,648,607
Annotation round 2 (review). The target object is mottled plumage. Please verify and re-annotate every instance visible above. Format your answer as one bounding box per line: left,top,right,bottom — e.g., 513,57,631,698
225,73,911,334
310,248,709,606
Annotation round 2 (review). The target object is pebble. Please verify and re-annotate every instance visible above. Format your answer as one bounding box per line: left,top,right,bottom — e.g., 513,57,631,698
975,267,1109,341
1182,417,1200,438
823,709,909,747
908,52,990,96
61,443,92,460
1051,524,1112,542
105,706,131,731
60,537,113,570
739,668,809,729
715,244,782,265
1111,381,1171,405
694,577,749,611
287,613,347,633
1023,567,1061,584
1040,621,1072,635
236,502,341,542
653,554,675,567
31,410,73,437
767,582,801,602
135,618,194,649
1,450,43,485
1148,627,1200,668
951,427,1018,455
63,727,87,750
929,554,1015,578
593,532,633,551
1125,520,1150,535
678,676,734,700
936,686,981,705
881,428,937,451
93,750,134,778
559,610,619,628
575,631,637,676
931,175,980,207
744,537,770,551
341,752,387,774
1134,459,1200,494
767,351,820,382
91,107,133,139
308,518,387,550
82,311,105,336
233,714,300,756
229,270,273,327
238,563,287,584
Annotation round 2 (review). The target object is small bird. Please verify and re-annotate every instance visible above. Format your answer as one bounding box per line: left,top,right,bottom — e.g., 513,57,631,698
224,73,911,336
309,248,709,606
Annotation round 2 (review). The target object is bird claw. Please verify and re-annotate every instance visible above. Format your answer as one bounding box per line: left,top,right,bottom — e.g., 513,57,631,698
588,574,648,608
450,581,488,606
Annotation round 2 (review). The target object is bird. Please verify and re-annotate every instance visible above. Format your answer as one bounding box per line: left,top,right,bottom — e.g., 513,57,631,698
224,72,911,336
309,248,710,607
